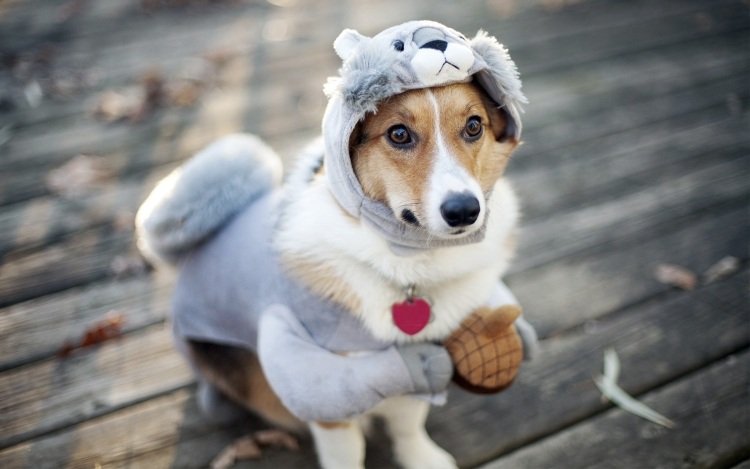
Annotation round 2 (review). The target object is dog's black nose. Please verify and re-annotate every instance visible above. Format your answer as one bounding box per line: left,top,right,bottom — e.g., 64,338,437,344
440,193,481,227
421,39,448,52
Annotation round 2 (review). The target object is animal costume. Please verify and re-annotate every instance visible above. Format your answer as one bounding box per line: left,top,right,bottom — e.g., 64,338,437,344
136,20,537,423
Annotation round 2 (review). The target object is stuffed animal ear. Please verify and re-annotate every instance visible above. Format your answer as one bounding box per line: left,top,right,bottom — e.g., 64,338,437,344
334,28,368,61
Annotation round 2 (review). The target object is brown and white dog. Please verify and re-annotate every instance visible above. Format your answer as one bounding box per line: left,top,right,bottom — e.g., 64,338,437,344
184,80,522,469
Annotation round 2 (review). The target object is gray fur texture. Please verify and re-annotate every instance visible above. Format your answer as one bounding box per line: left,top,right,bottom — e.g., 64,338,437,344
135,134,282,265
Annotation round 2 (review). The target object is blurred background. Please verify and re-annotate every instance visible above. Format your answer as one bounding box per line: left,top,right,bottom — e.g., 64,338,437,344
0,0,748,468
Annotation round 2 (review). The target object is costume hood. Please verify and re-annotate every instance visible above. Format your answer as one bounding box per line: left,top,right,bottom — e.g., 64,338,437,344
322,20,526,255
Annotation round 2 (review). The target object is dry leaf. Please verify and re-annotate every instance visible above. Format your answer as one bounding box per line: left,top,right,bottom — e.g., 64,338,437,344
254,429,300,450
167,81,202,107
703,256,740,284
93,70,164,122
93,89,142,122
58,312,125,357
203,48,232,68
211,436,261,469
210,430,299,469
595,349,676,428
46,154,113,196
110,255,148,278
654,263,697,291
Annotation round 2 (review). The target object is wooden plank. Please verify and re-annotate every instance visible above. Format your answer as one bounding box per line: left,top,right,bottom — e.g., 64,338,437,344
8,1,745,137
0,268,745,468
3,2,745,179
0,388,318,469
0,228,135,308
512,0,749,75
2,61,745,211
514,74,749,172
428,270,750,467
7,48,745,183
519,32,748,136
11,25,745,142
513,154,750,273
511,205,748,336
0,272,173,371
0,324,192,449
480,351,750,469
513,110,750,221
0,163,171,257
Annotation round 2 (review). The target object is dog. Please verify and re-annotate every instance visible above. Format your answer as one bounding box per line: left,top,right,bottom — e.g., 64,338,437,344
136,21,534,469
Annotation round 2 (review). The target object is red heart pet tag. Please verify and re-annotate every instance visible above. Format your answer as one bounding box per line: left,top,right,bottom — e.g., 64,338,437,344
391,298,431,335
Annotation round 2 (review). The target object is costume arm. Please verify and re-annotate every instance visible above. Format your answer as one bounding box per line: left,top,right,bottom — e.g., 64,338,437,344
490,280,539,360
257,304,452,422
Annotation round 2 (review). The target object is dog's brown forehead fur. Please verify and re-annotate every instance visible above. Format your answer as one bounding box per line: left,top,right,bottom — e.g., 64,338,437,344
350,82,518,212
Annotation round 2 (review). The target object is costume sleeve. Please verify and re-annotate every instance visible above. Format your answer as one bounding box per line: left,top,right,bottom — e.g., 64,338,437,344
490,280,539,360
257,304,451,422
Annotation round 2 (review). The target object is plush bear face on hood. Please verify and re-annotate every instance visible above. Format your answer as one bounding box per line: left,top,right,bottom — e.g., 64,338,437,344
321,20,526,255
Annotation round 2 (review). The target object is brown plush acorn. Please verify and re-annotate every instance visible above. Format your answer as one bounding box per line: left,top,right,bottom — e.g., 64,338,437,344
443,305,523,394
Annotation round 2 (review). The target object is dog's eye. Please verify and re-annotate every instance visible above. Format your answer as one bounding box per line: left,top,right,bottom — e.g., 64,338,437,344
463,116,483,140
387,125,413,147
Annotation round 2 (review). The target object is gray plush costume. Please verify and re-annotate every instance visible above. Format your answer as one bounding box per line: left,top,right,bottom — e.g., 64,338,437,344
135,20,537,423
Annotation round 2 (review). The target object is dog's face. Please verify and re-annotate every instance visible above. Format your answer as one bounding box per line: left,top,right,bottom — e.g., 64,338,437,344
350,81,519,239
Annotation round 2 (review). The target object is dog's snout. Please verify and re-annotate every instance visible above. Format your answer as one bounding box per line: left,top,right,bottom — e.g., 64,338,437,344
440,192,480,227
421,39,448,52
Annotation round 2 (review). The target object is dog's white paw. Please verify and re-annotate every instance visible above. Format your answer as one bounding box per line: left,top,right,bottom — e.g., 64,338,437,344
394,436,457,469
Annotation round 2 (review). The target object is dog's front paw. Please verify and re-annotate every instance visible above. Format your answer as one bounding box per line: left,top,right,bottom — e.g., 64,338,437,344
394,435,458,469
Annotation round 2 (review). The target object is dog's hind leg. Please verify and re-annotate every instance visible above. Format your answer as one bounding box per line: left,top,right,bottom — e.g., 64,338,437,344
186,339,304,432
310,420,365,469
374,396,457,469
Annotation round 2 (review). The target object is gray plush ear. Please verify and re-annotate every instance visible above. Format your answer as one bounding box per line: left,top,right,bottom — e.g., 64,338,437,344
334,29,368,61
471,30,527,138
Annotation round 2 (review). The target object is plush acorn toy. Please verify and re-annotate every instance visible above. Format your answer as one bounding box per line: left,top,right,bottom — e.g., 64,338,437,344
443,305,524,393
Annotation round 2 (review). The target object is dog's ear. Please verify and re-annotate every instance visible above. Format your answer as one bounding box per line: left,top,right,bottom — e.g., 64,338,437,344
476,83,519,143
348,118,367,159
492,107,518,143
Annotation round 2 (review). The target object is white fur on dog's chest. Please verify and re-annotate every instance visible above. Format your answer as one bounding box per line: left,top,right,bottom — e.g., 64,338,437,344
276,176,519,344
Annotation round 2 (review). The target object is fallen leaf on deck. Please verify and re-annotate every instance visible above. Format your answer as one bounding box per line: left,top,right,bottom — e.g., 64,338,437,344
93,69,165,122
211,436,262,469
210,430,300,469
254,429,300,450
110,255,148,278
58,312,125,357
703,256,740,284
654,263,697,291
92,89,142,122
46,154,114,197
594,348,676,429
167,81,202,107
203,48,232,68
24,80,43,107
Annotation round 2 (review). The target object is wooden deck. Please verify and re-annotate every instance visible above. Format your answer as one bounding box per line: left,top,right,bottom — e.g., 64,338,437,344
1,0,748,467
